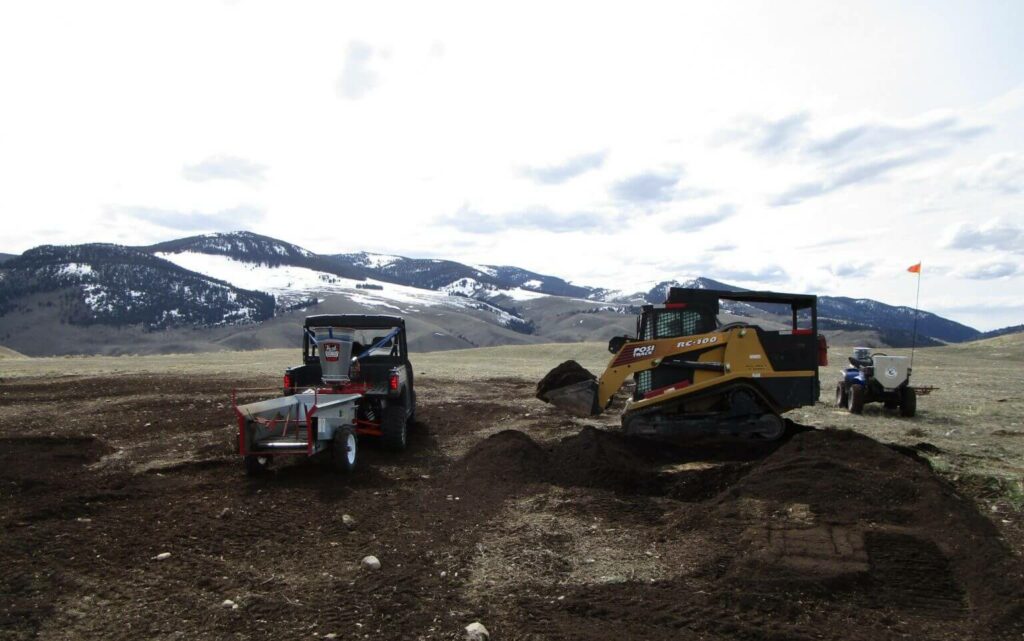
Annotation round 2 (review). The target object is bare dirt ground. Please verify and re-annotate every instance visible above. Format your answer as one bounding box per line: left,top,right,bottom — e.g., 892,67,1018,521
2,340,1023,640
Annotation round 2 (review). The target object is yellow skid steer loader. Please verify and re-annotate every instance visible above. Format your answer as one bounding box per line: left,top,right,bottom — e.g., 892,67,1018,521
543,288,828,440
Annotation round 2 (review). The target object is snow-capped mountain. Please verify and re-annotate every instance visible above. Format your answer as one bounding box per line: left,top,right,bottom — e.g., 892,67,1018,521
817,296,978,343
0,244,274,329
0,230,988,355
146,232,367,281
331,251,601,299
145,235,537,335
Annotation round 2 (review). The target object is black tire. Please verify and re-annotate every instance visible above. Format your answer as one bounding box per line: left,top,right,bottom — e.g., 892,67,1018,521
244,454,270,476
332,427,357,473
847,384,865,414
835,382,847,408
883,400,899,410
899,386,917,417
381,397,408,451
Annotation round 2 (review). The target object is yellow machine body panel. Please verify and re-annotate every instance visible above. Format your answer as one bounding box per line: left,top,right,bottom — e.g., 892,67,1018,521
596,326,815,413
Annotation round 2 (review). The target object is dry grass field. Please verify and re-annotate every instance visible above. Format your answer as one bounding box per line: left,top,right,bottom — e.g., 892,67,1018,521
1,336,1022,640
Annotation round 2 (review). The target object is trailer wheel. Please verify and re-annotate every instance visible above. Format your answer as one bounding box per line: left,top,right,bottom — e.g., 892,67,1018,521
381,398,408,451
899,386,917,417
244,454,271,476
847,384,865,414
332,428,357,473
835,382,847,408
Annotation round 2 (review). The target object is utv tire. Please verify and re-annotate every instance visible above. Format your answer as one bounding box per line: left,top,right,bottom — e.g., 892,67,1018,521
244,454,271,476
835,383,847,408
899,386,917,417
381,400,408,451
847,384,865,414
332,428,357,473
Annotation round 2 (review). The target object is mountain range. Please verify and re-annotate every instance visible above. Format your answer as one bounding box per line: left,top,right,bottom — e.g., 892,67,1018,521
0,231,1002,356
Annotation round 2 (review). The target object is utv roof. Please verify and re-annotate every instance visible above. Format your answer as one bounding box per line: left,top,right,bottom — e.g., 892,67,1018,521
303,314,405,329
664,287,817,310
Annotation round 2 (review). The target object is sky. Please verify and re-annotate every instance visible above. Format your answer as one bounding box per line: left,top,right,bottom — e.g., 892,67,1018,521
1,1,1022,330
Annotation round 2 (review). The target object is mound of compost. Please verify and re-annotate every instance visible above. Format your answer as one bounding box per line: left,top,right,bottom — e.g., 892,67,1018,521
448,429,549,484
535,360,596,402
548,426,665,493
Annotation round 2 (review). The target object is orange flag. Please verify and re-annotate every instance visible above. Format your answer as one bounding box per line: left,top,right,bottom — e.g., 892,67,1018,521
907,262,921,274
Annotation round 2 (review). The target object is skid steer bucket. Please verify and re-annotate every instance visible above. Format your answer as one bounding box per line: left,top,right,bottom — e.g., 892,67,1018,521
543,379,601,417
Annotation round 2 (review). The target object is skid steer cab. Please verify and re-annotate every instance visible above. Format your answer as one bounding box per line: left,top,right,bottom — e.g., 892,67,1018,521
233,315,415,476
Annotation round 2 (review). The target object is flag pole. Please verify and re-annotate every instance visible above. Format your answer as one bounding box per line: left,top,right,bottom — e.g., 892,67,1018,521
910,263,921,370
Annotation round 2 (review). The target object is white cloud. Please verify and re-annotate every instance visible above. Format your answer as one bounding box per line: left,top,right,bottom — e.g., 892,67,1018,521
610,168,685,204
943,220,1023,253
337,40,381,99
520,151,607,185
109,204,265,232
182,156,267,184
957,152,1024,194
663,204,737,231
954,260,1021,280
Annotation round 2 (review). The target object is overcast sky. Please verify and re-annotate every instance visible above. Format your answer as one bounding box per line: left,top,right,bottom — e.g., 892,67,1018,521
1,1,1022,330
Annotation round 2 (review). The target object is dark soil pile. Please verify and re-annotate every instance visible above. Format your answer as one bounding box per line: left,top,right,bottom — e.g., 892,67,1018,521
723,428,939,520
448,429,549,484
535,360,596,401
450,426,1024,639
451,426,757,500
548,426,664,493
696,429,1024,636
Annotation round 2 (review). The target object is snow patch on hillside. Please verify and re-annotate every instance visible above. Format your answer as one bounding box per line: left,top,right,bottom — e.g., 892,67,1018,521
361,253,401,269
502,288,548,301
60,263,95,277
156,252,357,295
155,251,530,328
440,278,496,297
471,264,498,277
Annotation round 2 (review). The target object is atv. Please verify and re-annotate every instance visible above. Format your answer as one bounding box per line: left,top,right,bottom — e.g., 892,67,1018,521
835,347,916,417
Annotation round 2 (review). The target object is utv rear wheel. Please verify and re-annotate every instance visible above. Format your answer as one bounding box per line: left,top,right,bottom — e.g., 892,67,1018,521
381,400,408,451
847,384,865,414
332,428,357,473
835,383,847,408
899,386,917,417
244,454,271,476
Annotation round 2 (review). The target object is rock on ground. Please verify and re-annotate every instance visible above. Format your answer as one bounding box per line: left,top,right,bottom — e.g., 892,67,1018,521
360,555,381,570
464,621,489,641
